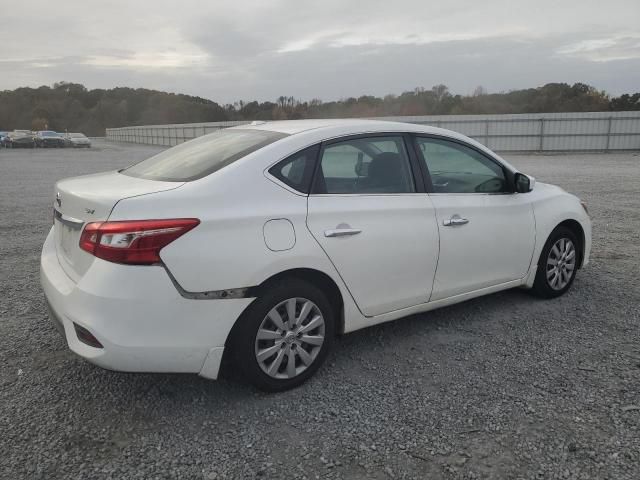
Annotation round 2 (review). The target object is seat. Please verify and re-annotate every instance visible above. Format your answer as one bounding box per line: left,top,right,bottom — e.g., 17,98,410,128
359,152,408,193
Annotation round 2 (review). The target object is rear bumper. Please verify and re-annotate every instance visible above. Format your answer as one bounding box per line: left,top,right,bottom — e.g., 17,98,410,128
40,228,252,378
38,140,63,147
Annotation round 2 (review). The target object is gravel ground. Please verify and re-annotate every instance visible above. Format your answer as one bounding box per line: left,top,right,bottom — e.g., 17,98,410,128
1,140,639,480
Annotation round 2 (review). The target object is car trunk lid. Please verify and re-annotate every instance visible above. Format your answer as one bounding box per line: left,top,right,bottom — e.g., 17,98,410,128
53,171,183,281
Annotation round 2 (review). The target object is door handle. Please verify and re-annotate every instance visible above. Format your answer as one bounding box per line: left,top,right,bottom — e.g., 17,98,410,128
324,228,362,237
443,215,469,227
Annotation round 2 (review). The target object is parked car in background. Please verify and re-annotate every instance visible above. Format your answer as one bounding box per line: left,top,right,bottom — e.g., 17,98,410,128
35,131,65,148
0,131,9,144
3,130,35,148
41,119,591,391
60,133,72,147
64,132,91,148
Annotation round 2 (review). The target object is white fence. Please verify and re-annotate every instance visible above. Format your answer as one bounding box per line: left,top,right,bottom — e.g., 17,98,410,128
106,111,640,152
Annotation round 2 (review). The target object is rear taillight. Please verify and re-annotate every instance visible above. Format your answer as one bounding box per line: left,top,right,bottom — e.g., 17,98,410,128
79,218,199,265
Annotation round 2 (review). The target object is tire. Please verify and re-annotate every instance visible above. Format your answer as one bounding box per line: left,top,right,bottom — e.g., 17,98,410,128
532,226,580,298
228,278,335,392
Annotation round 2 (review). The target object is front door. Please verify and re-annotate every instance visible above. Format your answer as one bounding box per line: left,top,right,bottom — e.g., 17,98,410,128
306,134,439,317
414,136,536,301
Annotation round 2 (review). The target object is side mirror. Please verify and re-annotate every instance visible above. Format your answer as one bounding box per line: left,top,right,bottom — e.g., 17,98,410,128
515,173,535,193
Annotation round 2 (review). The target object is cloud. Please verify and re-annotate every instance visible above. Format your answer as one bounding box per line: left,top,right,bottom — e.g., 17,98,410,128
556,35,640,62
0,0,639,101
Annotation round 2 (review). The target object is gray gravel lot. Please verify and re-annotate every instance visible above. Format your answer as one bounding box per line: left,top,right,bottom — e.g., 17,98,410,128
1,140,639,479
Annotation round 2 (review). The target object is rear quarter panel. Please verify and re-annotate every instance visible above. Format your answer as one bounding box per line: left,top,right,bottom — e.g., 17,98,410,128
107,148,364,328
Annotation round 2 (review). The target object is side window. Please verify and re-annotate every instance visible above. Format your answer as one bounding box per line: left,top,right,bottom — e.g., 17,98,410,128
314,136,415,194
416,138,508,193
269,145,319,193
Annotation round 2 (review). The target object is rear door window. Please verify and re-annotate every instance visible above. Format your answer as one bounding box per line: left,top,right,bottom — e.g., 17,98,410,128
313,136,415,194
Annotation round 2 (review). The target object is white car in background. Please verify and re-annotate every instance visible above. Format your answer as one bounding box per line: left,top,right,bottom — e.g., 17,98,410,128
64,132,92,148
41,120,591,391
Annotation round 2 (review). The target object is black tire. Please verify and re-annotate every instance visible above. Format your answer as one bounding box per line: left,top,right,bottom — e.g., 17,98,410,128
532,226,580,298
228,278,335,392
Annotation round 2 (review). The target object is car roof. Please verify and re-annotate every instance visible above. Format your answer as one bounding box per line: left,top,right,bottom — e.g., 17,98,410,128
235,118,446,135
232,118,480,150
229,118,517,173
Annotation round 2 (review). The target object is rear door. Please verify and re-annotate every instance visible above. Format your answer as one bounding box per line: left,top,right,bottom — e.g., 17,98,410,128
306,134,439,317
413,136,536,300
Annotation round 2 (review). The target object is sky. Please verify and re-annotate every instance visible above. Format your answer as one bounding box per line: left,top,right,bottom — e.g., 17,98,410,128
0,0,639,103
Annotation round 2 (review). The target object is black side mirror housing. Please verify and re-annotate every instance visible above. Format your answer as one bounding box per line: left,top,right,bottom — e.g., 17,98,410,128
515,173,534,193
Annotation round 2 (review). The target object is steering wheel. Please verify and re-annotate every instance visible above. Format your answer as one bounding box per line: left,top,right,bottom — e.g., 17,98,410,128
475,178,504,193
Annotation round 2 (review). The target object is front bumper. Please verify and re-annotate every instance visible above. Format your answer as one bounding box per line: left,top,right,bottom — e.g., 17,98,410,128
39,140,63,147
40,228,252,379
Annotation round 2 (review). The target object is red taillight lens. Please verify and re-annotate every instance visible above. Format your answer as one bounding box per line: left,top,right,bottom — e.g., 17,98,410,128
79,219,199,265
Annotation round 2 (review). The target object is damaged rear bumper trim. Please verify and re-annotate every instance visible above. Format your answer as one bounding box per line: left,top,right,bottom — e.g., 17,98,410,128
163,266,255,300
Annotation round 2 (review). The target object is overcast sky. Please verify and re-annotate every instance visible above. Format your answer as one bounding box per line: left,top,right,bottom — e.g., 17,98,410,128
1,0,639,103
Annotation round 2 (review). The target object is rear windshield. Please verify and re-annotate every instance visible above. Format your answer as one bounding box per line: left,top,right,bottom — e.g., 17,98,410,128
122,129,288,182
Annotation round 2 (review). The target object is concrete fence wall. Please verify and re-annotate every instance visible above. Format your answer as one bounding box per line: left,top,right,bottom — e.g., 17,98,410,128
106,111,640,152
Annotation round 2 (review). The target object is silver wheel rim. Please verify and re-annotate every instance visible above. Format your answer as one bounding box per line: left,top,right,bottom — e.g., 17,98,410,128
254,297,325,380
546,238,576,290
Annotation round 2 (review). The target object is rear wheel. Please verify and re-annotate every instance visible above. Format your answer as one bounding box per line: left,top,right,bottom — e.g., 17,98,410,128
532,226,580,298
229,279,334,391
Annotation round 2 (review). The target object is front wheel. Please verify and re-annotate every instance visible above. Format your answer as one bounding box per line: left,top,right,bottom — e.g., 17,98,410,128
532,226,580,298
228,279,334,391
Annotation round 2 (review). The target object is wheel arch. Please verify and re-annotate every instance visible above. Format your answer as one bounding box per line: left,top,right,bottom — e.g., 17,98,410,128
247,268,345,335
555,219,585,268
220,267,346,379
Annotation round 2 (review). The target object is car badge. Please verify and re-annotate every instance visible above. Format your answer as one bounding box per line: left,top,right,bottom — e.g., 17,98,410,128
56,192,61,208
85,208,95,214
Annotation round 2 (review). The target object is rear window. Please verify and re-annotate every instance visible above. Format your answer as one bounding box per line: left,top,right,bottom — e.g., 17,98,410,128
122,129,288,182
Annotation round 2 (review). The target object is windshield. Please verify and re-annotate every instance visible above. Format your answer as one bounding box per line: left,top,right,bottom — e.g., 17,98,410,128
122,129,288,182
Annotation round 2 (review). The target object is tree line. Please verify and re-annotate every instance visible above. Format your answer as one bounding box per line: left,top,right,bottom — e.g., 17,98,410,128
0,81,638,136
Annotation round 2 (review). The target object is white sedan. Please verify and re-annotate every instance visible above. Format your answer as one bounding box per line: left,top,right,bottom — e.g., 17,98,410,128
41,120,591,391
64,132,92,148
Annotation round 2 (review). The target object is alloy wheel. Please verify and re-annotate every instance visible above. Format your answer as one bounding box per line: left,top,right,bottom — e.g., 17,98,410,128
546,237,576,290
254,297,325,379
